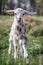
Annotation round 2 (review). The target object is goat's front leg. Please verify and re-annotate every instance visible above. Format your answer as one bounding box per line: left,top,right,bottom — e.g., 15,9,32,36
19,39,28,58
19,39,24,55
8,39,12,55
13,39,18,59
22,44,28,58
22,39,28,59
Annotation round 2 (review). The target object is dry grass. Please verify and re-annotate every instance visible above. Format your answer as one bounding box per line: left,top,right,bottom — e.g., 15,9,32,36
0,15,43,65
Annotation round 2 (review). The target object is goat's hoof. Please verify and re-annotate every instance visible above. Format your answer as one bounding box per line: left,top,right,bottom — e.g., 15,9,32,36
24,54,28,59
14,55,18,60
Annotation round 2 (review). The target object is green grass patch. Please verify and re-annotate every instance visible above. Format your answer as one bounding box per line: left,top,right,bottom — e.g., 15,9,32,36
0,15,43,65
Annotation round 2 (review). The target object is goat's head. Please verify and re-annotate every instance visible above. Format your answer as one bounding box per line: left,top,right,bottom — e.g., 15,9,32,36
4,8,36,22
14,8,26,22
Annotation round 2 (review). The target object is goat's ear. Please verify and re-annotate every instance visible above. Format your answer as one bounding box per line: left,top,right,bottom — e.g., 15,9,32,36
24,10,37,15
4,10,15,14
27,11,37,15
24,10,28,15
23,12,28,15
24,12,28,15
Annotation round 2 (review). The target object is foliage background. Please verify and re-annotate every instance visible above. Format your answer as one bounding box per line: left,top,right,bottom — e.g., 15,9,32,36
0,0,43,65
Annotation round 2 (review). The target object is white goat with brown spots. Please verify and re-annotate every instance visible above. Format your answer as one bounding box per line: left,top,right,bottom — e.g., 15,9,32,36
5,8,36,59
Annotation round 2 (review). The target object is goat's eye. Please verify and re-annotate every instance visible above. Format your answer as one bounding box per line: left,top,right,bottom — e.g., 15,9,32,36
15,13,16,15
23,13,24,15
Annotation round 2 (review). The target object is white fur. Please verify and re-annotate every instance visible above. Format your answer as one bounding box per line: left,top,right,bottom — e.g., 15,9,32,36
8,8,29,59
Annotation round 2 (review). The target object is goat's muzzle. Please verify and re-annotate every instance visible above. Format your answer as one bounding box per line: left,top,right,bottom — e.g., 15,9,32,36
18,18,21,22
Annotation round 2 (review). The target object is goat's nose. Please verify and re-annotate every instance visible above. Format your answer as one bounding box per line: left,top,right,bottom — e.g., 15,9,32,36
18,18,21,22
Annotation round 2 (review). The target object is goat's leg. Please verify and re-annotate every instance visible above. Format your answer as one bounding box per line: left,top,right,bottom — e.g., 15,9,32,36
22,39,28,58
20,46,24,55
19,39,28,58
22,45,28,58
13,39,18,59
8,39,12,55
19,39,24,55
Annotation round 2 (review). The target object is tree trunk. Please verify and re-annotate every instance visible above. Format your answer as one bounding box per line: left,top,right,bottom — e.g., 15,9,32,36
0,0,2,14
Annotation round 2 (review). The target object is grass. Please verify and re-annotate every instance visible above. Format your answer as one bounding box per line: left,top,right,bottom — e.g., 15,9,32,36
0,15,43,65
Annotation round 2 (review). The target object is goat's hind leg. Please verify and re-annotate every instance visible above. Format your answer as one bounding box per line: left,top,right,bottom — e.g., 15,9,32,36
8,37,13,55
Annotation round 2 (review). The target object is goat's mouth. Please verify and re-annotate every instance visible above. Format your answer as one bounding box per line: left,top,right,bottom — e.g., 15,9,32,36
18,18,21,22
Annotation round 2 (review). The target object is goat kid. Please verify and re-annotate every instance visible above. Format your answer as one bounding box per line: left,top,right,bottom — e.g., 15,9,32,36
5,8,36,59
